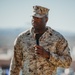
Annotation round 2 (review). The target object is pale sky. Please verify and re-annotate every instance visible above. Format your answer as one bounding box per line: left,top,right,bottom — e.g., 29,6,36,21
0,0,75,33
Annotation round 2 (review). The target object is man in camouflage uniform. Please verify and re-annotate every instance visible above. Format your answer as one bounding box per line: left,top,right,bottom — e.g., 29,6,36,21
9,5,72,75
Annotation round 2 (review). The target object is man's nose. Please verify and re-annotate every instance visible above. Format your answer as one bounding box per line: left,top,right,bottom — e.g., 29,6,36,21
32,19,36,23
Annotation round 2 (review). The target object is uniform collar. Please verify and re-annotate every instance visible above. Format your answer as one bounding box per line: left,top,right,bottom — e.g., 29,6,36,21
30,26,53,39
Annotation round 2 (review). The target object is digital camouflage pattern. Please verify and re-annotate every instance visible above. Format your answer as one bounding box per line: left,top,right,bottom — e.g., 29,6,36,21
32,5,49,18
10,26,72,75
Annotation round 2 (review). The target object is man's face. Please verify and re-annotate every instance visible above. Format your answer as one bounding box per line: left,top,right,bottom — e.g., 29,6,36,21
32,16,47,29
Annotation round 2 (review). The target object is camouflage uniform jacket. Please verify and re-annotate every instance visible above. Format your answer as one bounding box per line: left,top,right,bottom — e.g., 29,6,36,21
10,26,72,75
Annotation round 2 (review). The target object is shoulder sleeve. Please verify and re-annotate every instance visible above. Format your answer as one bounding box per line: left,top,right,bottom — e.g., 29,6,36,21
49,36,72,68
9,36,23,75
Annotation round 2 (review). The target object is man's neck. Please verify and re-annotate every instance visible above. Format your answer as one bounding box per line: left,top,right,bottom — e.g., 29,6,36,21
34,27,48,34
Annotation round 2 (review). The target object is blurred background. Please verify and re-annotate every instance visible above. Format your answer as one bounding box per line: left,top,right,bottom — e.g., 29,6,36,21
0,0,75,75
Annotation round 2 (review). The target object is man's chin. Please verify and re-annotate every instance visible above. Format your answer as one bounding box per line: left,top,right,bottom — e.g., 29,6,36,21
33,26,40,30
33,25,39,28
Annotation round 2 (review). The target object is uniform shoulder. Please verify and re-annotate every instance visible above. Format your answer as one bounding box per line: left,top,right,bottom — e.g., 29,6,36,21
48,26,64,39
14,29,30,45
18,29,30,38
50,28,66,41
50,29,68,46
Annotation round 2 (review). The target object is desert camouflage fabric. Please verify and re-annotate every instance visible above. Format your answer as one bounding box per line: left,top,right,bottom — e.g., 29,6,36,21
33,5,49,15
33,5,49,18
9,26,72,75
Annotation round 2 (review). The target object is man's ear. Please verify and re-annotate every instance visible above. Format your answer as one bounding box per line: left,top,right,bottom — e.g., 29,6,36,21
45,17,48,22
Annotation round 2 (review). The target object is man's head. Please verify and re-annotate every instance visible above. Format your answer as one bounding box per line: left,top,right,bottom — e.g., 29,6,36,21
32,5,49,30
